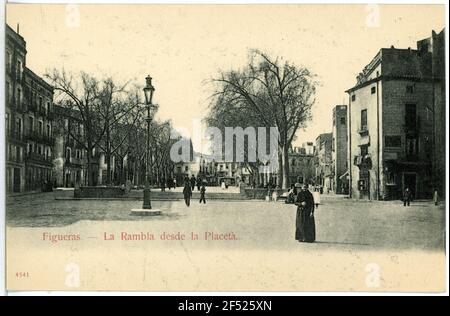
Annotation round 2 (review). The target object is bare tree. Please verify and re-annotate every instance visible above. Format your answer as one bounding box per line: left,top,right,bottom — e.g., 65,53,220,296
208,50,316,188
46,70,105,186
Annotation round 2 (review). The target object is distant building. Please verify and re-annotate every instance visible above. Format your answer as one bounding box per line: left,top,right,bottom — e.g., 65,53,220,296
289,146,315,185
346,29,445,200
314,133,333,191
5,24,54,193
331,105,348,194
53,104,87,187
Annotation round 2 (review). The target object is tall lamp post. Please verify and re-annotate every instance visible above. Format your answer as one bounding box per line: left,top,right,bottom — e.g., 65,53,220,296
142,75,155,209
131,75,161,215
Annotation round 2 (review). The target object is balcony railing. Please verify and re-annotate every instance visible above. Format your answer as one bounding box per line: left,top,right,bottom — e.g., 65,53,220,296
26,132,55,146
357,125,369,135
7,130,25,142
25,152,53,165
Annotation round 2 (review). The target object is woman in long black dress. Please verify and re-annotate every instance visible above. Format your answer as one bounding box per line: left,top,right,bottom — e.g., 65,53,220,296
295,184,316,243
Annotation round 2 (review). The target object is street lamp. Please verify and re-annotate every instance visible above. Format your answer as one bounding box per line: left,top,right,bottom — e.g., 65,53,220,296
131,75,161,216
142,75,155,210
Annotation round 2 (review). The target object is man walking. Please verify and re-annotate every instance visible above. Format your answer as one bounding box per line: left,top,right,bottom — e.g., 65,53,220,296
403,187,412,207
190,175,196,191
183,182,192,207
199,184,206,204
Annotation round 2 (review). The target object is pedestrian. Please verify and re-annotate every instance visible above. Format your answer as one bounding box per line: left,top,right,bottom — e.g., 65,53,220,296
434,189,439,206
197,176,201,191
313,186,320,208
160,178,166,192
403,187,412,206
183,182,192,207
173,178,177,189
295,183,316,243
199,184,206,204
190,175,196,191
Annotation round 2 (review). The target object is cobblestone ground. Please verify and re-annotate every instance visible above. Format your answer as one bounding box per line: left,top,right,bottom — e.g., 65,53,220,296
5,192,446,291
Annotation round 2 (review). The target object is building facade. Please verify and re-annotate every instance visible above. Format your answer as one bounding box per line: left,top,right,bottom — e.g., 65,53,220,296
289,146,315,185
331,105,348,194
346,31,444,200
6,24,54,193
314,133,333,191
53,104,88,187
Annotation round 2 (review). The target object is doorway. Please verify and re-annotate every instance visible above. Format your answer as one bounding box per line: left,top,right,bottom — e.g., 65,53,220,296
403,173,417,200
13,168,21,192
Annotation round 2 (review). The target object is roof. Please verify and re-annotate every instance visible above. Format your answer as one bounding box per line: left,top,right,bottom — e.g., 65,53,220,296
24,67,54,92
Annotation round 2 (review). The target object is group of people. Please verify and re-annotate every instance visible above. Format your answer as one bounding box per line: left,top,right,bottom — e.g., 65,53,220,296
159,177,177,192
183,175,206,207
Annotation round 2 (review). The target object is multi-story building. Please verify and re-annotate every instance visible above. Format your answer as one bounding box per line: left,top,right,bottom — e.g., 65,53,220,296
53,104,87,187
331,105,348,194
6,24,54,193
346,29,445,200
23,68,55,191
424,29,446,198
314,133,333,191
5,25,27,193
289,146,315,185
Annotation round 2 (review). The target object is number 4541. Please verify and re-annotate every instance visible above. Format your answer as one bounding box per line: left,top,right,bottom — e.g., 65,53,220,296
15,272,30,278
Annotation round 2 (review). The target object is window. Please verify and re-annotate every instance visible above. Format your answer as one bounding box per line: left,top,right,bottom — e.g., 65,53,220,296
16,88,21,107
5,113,10,134
38,121,43,135
371,86,376,94
406,138,418,156
28,117,34,134
6,81,10,103
16,60,22,80
66,148,72,160
360,145,368,156
361,109,367,130
16,118,22,137
351,94,356,102
28,143,33,153
38,145,42,155
405,104,417,129
406,85,414,94
6,51,11,72
340,117,346,125
76,150,81,159
386,171,396,185
385,136,402,148
47,124,51,137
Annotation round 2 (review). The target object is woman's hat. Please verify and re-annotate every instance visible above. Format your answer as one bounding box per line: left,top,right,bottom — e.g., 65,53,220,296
294,182,301,188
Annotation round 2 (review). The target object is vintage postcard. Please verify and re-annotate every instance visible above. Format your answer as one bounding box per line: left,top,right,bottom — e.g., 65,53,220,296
3,2,447,293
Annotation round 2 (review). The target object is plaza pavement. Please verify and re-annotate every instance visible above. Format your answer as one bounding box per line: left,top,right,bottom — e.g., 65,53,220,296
5,191,446,292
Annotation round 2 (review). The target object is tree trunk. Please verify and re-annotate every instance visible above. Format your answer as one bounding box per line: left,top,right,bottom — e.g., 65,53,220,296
277,150,283,188
282,143,290,189
86,139,94,186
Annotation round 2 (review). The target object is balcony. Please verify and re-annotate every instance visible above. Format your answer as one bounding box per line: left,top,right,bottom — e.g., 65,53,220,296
25,152,53,166
353,154,372,169
357,125,369,136
65,157,84,168
7,130,26,144
26,132,55,146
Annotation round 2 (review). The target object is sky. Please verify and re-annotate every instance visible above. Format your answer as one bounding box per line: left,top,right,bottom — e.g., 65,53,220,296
6,4,445,153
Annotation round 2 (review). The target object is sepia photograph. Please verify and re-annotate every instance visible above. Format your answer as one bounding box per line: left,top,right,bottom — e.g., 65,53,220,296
1,1,448,295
